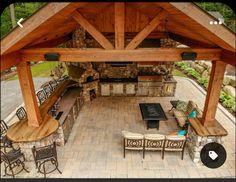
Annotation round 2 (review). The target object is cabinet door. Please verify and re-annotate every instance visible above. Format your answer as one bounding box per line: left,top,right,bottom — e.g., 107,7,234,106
101,84,110,96
126,84,135,95
113,84,123,95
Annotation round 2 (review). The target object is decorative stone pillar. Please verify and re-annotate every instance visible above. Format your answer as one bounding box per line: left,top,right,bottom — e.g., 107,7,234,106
187,127,225,163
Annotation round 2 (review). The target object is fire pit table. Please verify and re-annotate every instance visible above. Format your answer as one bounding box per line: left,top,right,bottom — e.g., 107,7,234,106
139,103,168,130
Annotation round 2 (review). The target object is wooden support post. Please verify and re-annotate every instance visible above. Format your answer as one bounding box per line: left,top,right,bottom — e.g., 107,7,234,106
201,61,226,127
17,61,42,127
115,2,125,49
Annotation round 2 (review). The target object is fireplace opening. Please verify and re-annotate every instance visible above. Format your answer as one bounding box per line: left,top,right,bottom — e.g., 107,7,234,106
86,76,94,83
90,89,96,101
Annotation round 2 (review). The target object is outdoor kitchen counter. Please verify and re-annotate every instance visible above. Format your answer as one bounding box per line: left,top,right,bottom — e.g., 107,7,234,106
6,80,77,142
56,87,82,125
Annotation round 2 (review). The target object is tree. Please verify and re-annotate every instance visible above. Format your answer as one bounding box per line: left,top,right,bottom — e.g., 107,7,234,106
9,4,16,28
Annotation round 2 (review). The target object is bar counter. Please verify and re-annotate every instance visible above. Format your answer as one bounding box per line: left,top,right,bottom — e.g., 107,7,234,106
6,80,77,142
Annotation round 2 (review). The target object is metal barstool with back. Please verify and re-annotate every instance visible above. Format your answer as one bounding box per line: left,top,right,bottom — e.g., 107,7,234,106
0,120,14,152
16,107,27,121
1,148,29,178
32,142,62,178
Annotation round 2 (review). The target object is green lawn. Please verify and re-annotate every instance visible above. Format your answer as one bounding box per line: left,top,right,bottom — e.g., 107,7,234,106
172,68,187,77
7,62,61,80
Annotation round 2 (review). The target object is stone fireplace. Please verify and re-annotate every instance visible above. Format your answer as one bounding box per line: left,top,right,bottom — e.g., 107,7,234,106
67,62,99,102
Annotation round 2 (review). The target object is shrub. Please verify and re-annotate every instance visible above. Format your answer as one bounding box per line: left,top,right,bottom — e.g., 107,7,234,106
197,77,208,86
231,104,236,112
180,64,188,70
185,68,200,79
222,99,235,108
219,91,231,102
175,62,187,67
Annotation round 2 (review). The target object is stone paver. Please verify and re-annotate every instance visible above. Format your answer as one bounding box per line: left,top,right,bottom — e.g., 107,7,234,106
1,76,235,178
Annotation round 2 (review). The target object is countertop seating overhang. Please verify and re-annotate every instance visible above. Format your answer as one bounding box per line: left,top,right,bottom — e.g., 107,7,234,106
6,80,76,142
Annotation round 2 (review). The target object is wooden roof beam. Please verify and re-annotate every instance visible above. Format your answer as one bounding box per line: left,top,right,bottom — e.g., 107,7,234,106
115,2,125,49
1,51,21,71
21,48,222,62
126,9,167,50
73,10,114,50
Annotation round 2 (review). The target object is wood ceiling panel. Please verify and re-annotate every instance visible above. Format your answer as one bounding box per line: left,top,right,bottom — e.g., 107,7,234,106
1,3,89,55
155,2,235,51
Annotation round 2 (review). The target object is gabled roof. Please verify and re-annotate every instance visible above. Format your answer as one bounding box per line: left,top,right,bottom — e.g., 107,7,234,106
0,2,235,64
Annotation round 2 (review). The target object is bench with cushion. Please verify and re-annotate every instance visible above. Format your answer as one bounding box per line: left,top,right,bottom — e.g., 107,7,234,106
143,134,165,159
164,135,187,160
122,131,144,158
122,131,187,159
173,100,202,127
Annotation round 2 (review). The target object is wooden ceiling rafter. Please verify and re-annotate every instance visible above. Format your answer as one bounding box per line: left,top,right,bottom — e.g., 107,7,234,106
73,10,114,50
126,9,168,50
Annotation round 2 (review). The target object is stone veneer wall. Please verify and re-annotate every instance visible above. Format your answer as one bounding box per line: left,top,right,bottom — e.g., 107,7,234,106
187,126,225,163
94,62,138,79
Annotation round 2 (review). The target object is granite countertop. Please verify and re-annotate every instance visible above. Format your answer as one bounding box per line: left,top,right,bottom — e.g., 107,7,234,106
55,87,82,125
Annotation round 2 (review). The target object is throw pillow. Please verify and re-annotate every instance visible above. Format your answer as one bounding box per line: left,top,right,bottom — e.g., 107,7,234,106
176,101,188,112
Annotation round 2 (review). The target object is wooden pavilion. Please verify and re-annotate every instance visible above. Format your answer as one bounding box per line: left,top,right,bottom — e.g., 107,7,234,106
0,2,235,142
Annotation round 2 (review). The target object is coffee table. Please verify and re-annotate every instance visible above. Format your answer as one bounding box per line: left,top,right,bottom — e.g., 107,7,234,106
139,103,168,130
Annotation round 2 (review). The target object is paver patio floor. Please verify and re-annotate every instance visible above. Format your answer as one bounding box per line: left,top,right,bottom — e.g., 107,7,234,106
1,77,235,178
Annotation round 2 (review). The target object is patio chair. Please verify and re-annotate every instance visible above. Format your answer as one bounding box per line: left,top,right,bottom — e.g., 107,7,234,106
1,149,29,178
36,89,47,105
122,130,144,158
32,142,62,178
43,84,53,98
49,80,58,91
163,135,187,160
173,100,202,127
143,134,165,159
16,107,27,121
0,120,14,152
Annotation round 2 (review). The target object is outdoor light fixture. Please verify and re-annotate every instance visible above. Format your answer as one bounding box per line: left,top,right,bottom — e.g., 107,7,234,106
44,53,60,61
181,52,197,61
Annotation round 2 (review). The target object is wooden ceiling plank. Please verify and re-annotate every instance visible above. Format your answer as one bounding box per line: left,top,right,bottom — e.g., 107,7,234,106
21,47,222,62
115,2,125,49
169,3,235,51
126,10,167,50
73,10,114,50
169,33,216,48
25,35,71,48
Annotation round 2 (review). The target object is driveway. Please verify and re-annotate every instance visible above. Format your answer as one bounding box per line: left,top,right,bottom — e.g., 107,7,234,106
1,77,51,120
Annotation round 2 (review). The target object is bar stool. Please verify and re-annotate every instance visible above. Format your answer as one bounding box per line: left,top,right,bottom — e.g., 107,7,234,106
32,142,62,178
0,120,14,152
16,107,27,121
49,80,57,91
43,84,53,98
1,149,29,178
36,90,47,105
